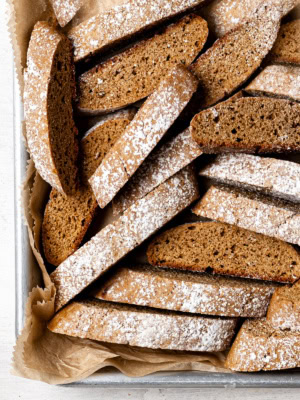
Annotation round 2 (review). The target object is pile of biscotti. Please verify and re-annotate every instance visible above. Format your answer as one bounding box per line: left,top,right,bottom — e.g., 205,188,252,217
24,0,300,372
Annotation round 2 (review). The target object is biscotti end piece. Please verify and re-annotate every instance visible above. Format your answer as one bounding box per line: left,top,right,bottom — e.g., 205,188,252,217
89,65,198,209
24,22,78,195
48,299,237,352
51,0,82,27
199,153,300,203
68,0,207,62
193,185,300,247
245,65,300,102
147,222,300,283
270,19,300,65
51,166,199,311
77,14,208,114
225,318,300,371
267,281,300,332
190,97,300,153
94,265,277,317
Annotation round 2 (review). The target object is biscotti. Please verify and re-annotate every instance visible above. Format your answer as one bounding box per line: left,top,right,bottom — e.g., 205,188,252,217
51,166,199,311
190,97,300,153
89,65,198,209
245,65,300,102
270,19,300,64
193,185,300,246
225,318,300,371
51,0,82,27
147,222,300,283
94,265,277,317
24,22,78,195
267,281,300,331
68,0,207,63
199,153,300,203
42,110,135,266
113,128,202,215
48,299,237,352
78,14,208,114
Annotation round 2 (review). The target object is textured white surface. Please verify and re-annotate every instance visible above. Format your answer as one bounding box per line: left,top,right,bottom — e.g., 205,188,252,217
1,1,300,398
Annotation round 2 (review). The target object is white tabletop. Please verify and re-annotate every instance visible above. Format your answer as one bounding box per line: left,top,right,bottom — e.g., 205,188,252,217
0,2,299,398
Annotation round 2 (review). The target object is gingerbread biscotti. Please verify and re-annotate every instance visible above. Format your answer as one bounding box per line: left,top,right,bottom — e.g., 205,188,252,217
245,65,300,102
24,22,78,195
89,65,198,209
78,14,208,114
270,19,300,64
94,265,277,317
51,0,82,27
48,299,237,352
42,110,135,266
113,128,202,215
225,318,300,371
190,97,300,153
193,186,300,246
68,0,207,63
51,166,199,311
147,222,300,283
199,153,300,203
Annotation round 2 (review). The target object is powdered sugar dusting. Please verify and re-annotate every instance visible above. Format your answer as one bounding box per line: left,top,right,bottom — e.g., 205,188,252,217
51,0,82,27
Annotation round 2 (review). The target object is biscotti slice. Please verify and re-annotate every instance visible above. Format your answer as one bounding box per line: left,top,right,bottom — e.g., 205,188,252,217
147,222,300,283
113,128,202,215
190,97,300,153
51,166,199,311
245,65,300,102
89,65,198,209
77,14,208,114
225,318,300,371
24,22,78,195
193,185,300,247
51,0,82,27
267,281,300,331
48,299,237,352
68,0,207,63
199,153,300,203
270,20,300,65
94,265,277,317
42,110,135,266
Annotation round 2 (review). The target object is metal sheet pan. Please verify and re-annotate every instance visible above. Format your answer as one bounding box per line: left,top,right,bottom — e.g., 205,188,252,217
14,72,300,388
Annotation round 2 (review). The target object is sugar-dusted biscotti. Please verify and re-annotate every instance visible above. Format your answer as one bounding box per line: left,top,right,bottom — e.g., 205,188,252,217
267,280,300,332
270,19,300,65
68,0,207,63
48,299,237,352
193,185,300,246
51,166,199,311
147,222,300,283
51,0,82,27
190,97,300,153
113,128,202,215
42,110,135,266
89,65,198,209
199,153,300,203
245,65,300,102
78,14,208,114
94,265,277,317
24,22,78,195
225,318,300,371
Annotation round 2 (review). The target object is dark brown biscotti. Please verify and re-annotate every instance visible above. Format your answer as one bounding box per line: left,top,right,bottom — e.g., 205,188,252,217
190,97,300,153
94,265,277,317
51,166,199,311
147,222,300,283
77,14,208,114
89,65,198,209
51,0,83,27
267,280,300,332
68,0,207,63
24,21,78,195
48,299,238,352
270,19,300,64
42,110,135,266
225,318,300,371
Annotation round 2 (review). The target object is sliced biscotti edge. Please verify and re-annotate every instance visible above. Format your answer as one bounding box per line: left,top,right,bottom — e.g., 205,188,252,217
225,318,300,371
270,19,300,65
48,299,237,352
